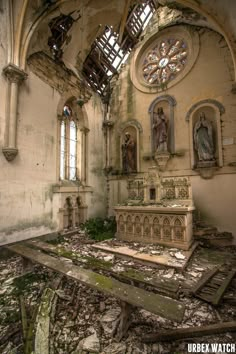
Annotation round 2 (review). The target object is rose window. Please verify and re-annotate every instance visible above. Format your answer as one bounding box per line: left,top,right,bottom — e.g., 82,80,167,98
142,38,188,84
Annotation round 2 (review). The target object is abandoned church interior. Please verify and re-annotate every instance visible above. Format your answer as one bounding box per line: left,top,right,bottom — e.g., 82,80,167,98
0,0,236,353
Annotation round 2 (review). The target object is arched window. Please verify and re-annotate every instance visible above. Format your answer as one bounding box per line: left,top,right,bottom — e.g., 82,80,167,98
60,104,78,181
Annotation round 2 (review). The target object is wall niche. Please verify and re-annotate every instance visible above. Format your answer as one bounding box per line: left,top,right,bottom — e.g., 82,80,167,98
118,120,142,174
186,100,225,178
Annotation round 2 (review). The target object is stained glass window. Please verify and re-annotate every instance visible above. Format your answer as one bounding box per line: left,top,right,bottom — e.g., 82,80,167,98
60,105,78,181
142,38,188,85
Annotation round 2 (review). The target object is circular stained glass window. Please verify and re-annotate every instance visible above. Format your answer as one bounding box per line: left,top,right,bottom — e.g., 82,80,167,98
142,38,188,85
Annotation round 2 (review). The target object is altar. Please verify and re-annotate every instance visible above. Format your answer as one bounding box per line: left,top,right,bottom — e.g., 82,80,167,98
114,168,195,250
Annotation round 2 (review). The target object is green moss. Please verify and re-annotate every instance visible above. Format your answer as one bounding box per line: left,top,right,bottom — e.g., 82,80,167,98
91,273,114,290
121,268,146,282
83,256,113,270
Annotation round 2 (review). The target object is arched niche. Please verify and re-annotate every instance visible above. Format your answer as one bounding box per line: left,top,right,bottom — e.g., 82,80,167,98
148,95,176,154
186,100,225,172
118,120,142,173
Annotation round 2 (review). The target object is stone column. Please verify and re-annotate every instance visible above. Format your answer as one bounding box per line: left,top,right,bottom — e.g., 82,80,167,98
2,63,27,161
80,127,89,185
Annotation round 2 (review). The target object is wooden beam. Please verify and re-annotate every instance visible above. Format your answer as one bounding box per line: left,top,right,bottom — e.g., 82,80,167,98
142,321,236,343
118,0,131,44
26,240,180,298
7,243,185,323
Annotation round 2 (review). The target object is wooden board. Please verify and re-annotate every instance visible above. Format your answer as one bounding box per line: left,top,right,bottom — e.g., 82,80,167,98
7,244,185,323
142,321,236,343
193,267,236,306
26,240,180,298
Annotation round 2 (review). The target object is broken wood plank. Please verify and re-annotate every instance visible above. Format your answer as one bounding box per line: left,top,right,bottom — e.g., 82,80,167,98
7,244,185,323
27,240,180,298
212,270,236,305
142,321,236,343
35,288,55,354
192,267,218,294
115,301,133,342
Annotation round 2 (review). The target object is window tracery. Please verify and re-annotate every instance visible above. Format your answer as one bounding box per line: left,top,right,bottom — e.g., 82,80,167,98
142,38,188,85
60,105,78,181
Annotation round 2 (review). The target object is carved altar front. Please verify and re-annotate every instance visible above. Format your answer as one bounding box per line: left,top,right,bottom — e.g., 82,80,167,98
114,169,195,250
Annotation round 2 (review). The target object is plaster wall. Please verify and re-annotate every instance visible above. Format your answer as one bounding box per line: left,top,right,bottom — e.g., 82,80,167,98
109,26,236,235
0,68,106,245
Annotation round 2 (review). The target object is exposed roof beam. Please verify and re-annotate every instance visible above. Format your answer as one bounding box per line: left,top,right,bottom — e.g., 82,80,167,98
118,0,131,44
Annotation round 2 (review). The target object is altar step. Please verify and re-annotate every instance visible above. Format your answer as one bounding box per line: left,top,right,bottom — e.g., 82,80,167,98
92,241,198,271
193,222,234,247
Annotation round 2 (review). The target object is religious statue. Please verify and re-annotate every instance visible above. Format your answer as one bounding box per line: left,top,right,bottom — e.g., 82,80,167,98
122,132,136,173
152,107,168,152
194,112,215,162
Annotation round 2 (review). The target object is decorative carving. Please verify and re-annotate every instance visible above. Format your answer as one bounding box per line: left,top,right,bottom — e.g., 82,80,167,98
134,216,142,235
143,167,161,203
3,64,27,83
126,215,133,236
153,151,170,170
2,147,18,162
173,218,184,242
102,120,114,129
153,217,161,239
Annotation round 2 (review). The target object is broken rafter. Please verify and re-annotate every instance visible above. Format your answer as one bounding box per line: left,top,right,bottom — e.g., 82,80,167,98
118,0,132,44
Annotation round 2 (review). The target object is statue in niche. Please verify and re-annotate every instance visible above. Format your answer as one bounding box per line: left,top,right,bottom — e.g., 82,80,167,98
152,107,168,152
194,112,215,162
122,132,136,173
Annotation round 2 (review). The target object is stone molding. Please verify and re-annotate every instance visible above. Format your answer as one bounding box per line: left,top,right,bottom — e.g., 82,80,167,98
3,63,28,83
185,99,225,121
117,119,143,136
148,95,176,112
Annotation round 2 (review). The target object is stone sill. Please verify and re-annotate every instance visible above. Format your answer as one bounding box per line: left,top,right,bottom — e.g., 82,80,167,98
114,205,195,213
53,182,93,194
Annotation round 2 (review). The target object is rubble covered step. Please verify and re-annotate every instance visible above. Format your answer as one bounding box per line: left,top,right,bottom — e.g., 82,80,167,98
91,242,198,270
6,244,185,323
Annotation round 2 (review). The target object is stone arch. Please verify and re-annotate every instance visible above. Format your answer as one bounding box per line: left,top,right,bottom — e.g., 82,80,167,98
148,95,176,153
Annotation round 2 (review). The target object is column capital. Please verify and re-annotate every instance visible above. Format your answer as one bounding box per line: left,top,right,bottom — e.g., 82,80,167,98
3,63,28,83
80,127,90,134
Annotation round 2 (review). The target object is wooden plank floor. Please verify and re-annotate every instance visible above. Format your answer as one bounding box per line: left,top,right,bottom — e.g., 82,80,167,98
7,243,185,323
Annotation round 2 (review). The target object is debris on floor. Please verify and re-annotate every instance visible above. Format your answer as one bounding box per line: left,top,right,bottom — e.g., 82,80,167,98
0,229,236,354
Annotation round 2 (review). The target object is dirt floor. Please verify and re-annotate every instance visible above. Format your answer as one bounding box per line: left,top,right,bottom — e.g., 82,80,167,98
0,230,236,354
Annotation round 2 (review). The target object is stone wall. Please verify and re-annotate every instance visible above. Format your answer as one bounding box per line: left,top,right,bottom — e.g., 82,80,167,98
108,25,236,236
0,69,106,245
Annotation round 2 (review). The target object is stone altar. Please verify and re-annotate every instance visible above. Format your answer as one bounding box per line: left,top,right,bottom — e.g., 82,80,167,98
114,168,195,250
